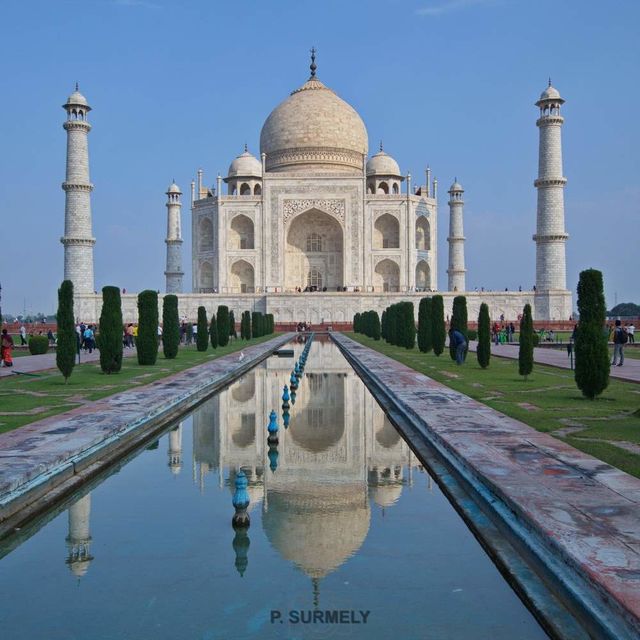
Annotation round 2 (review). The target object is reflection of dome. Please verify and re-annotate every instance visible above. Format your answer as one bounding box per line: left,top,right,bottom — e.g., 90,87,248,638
375,418,401,448
289,413,344,452
231,375,255,402
260,76,368,174
227,149,262,178
370,484,403,508
366,149,401,176
263,485,370,579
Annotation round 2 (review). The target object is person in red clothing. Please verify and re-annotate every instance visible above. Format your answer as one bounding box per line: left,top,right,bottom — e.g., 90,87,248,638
1,329,14,367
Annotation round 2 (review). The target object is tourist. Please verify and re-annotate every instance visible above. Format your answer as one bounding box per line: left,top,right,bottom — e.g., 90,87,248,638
125,323,135,348
1,329,14,367
19,324,27,345
83,325,95,354
611,319,627,367
627,322,635,344
47,329,55,345
449,328,467,365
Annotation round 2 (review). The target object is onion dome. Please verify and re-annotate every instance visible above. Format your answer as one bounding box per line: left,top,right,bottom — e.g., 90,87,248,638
259,56,368,174
537,80,564,106
366,146,401,177
227,148,262,178
449,178,464,192
167,181,181,194
63,83,90,110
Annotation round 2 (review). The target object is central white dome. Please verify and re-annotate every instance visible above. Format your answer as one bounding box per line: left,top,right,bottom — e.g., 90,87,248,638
259,76,368,174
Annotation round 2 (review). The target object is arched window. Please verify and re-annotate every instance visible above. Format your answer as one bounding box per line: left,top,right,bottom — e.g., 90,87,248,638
306,233,322,252
240,183,251,195
377,181,389,195
415,217,430,251
230,214,254,250
254,184,262,195
415,260,431,290
392,182,399,194
374,214,400,249
307,267,323,289
230,259,254,293
198,217,214,252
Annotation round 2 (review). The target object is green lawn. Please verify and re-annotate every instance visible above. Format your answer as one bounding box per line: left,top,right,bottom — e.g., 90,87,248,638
0,335,278,434
347,333,640,478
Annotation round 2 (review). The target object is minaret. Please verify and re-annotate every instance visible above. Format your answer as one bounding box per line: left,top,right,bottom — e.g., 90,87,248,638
168,422,183,474
447,179,466,292
61,85,95,294
164,181,184,293
65,493,93,578
534,81,568,296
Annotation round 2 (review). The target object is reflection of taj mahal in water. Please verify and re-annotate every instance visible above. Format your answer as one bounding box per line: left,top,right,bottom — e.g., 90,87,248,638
65,340,423,583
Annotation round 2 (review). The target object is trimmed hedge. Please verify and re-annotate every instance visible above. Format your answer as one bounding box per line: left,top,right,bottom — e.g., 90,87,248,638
417,297,433,353
28,335,49,355
216,305,229,348
519,303,534,380
162,294,180,359
209,312,218,349
476,303,490,369
196,306,208,352
99,286,123,373
56,280,76,382
575,269,610,399
137,290,159,365
229,310,237,339
432,295,446,356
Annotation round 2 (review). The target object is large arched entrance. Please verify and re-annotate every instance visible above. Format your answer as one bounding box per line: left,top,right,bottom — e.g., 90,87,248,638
285,209,343,291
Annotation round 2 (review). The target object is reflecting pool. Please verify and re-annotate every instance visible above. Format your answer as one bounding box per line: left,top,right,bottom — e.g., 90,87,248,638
0,338,548,639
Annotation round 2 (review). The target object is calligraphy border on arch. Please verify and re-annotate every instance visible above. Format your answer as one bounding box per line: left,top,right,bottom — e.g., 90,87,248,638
282,199,345,225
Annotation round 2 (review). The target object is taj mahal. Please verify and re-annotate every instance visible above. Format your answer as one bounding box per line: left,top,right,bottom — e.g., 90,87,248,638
61,52,572,324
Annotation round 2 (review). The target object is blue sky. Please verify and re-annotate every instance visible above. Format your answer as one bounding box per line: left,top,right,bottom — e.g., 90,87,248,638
1,0,638,315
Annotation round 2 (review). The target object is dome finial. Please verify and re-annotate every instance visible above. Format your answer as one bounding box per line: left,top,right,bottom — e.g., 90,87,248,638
379,140,383,152
309,46,317,78
548,76,552,87
244,142,248,153
75,81,79,92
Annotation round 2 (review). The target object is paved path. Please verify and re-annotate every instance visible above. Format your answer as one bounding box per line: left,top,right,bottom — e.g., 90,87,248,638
333,332,640,638
468,340,640,383
0,334,292,530
0,348,138,378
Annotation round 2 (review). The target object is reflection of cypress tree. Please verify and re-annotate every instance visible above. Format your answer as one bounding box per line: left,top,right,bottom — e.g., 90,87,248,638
232,527,250,577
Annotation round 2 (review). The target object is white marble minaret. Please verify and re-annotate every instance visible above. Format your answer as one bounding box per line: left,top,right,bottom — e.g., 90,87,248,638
534,81,569,305
447,179,466,292
65,493,93,578
61,85,95,294
164,181,184,293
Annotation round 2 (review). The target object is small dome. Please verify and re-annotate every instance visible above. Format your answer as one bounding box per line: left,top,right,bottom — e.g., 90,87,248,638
540,84,561,100
366,149,401,177
167,181,181,194
370,483,403,508
227,150,262,178
449,179,463,192
65,88,89,108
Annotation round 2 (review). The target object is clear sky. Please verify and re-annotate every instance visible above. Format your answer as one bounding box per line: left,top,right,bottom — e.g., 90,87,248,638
1,0,638,316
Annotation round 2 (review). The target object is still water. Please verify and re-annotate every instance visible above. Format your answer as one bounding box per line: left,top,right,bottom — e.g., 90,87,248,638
0,339,547,639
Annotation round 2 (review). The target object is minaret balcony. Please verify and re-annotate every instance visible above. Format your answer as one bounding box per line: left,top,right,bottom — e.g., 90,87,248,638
533,177,567,188
62,182,94,192
536,115,564,127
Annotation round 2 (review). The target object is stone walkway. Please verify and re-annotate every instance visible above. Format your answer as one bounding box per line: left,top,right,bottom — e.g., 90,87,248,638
468,341,640,383
333,333,640,638
0,348,137,378
0,334,292,531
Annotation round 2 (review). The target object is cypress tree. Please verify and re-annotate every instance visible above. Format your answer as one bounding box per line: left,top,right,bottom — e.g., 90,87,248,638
381,309,387,340
371,311,381,340
242,310,251,340
387,305,397,345
239,311,246,339
476,302,491,369
162,294,180,359
56,280,76,383
252,312,261,338
229,310,237,339
137,290,159,365
518,303,534,380
575,269,610,399
266,313,274,335
353,312,361,333
209,312,218,349
449,296,468,361
432,295,446,356
417,297,433,353
196,306,209,351
401,302,416,349
99,286,123,373
216,305,229,347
